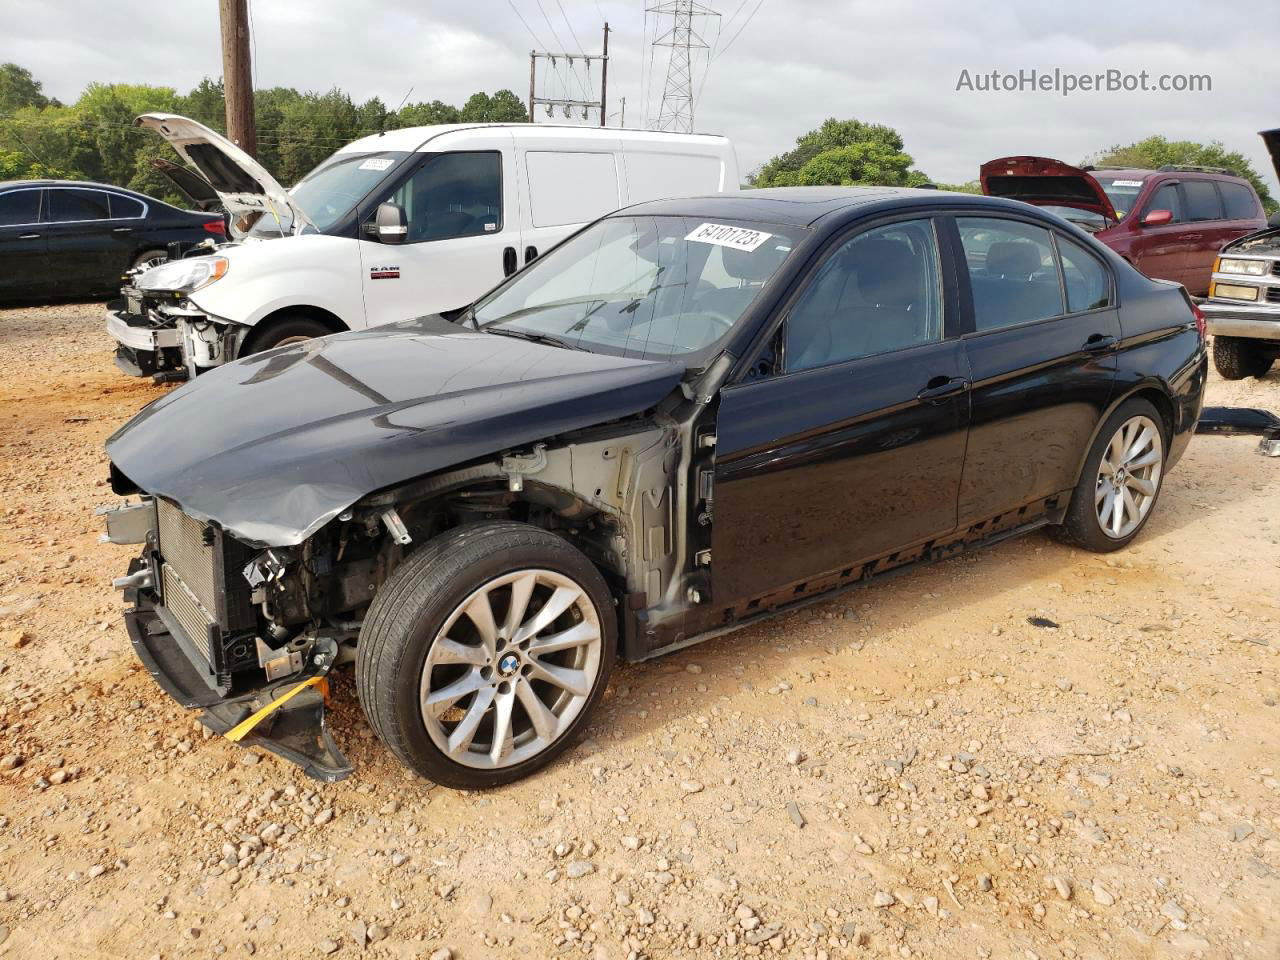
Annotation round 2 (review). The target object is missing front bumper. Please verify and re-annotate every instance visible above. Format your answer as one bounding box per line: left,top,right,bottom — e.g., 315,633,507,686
1196,405,1280,457
125,596,353,782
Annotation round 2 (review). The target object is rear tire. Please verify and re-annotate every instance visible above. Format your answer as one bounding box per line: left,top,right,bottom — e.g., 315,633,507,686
1213,336,1274,380
240,314,333,356
1052,398,1166,553
356,522,617,789
130,249,167,272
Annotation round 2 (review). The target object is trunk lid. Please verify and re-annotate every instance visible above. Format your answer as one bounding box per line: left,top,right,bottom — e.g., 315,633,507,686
135,113,313,238
980,155,1119,222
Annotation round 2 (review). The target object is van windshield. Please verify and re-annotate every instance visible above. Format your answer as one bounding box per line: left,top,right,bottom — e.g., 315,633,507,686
248,150,410,237
473,215,803,362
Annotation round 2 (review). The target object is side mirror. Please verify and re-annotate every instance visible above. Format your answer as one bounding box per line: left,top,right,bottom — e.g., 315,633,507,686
1142,209,1173,226
1269,210,1280,228
374,202,408,244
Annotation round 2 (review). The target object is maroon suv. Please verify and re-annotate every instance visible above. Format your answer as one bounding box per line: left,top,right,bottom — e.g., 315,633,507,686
981,157,1266,295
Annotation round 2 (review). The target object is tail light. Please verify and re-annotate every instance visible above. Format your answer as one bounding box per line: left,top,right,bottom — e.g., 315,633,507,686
203,219,226,236
1190,300,1206,339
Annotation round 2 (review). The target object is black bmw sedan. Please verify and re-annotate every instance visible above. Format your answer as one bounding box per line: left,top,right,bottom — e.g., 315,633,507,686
0,180,225,302
101,187,1207,787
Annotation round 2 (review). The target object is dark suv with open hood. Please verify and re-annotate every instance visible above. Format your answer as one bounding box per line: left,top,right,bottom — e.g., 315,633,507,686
101,187,1207,787
981,156,1266,295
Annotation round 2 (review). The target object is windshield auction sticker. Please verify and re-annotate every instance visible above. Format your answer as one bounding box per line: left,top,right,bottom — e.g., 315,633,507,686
359,157,395,171
685,223,773,252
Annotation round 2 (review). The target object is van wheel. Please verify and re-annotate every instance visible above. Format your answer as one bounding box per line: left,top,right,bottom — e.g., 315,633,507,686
356,522,616,789
240,315,333,356
1052,398,1166,552
1213,336,1274,380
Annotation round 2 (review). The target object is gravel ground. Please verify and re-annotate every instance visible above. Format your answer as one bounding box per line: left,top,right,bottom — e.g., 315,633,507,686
0,301,1278,960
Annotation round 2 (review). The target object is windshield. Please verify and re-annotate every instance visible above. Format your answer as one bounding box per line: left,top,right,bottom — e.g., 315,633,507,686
248,150,410,237
473,215,803,361
1040,204,1110,233
1099,177,1146,220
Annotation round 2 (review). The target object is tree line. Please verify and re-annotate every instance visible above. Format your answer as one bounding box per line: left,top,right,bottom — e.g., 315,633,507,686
3,62,1273,213
0,63,526,205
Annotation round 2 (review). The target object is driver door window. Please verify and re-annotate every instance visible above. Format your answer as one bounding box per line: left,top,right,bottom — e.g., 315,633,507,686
785,219,942,371
384,152,502,243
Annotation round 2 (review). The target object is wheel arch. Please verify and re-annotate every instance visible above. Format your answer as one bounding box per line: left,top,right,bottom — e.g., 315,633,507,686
1069,382,1175,492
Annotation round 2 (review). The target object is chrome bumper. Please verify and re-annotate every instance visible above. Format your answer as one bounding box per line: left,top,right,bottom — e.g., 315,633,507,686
1201,299,1280,340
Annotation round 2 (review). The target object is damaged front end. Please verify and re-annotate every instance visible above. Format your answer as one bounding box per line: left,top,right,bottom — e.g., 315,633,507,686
101,498,352,781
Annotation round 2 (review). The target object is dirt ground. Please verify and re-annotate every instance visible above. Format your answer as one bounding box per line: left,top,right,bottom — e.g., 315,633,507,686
0,302,1277,960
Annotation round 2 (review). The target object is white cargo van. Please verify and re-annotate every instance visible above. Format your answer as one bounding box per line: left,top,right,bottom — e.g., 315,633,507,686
107,115,739,378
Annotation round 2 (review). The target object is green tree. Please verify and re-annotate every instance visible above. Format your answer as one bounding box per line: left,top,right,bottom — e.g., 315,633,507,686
0,62,58,113
1091,136,1276,212
459,89,529,123
398,99,460,126
753,118,929,188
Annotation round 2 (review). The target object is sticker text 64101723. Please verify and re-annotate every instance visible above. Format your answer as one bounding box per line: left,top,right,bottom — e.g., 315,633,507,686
685,222,773,252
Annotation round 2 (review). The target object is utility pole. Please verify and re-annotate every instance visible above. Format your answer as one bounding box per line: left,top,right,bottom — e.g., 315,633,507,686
599,22,609,128
218,0,257,157
648,0,719,133
528,22,609,124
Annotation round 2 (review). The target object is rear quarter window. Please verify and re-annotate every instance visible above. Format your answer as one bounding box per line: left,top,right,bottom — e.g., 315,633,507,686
0,189,41,226
1219,182,1260,220
109,194,145,219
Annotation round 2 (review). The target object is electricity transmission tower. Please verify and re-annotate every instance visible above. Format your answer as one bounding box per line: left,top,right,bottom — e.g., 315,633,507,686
648,0,719,133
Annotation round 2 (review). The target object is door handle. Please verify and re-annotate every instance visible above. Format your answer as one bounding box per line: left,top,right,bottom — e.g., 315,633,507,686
1083,333,1117,354
18,233,40,240
916,376,970,404
524,245,538,264
502,246,517,277
112,227,132,233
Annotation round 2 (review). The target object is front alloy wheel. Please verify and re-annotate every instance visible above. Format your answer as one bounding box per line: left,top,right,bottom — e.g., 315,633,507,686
1094,414,1163,540
420,569,603,769
357,522,616,788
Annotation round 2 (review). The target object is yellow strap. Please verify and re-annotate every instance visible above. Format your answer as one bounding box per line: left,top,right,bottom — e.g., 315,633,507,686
225,675,329,743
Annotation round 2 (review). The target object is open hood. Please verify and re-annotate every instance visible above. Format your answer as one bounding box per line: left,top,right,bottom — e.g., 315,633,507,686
135,113,312,238
149,156,222,212
980,156,1118,222
106,316,686,547
1260,128,1280,184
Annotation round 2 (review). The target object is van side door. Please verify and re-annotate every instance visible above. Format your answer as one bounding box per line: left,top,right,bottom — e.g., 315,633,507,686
512,132,625,268
357,132,519,327
1178,179,1227,296
1131,181,1189,286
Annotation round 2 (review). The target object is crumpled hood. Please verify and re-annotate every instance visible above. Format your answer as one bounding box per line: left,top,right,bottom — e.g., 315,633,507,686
107,317,685,547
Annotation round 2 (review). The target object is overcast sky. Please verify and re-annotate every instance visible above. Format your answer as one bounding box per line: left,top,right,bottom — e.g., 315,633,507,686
5,0,1278,192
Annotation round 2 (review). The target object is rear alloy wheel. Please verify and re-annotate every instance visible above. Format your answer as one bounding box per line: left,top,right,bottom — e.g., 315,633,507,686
1213,336,1274,380
357,522,616,788
1054,398,1166,552
131,249,168,272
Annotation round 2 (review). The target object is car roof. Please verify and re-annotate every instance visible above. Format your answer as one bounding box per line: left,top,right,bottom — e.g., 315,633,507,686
339,123,731,155
618,186,1033,227
1090,166,1252,184
0,179,150,196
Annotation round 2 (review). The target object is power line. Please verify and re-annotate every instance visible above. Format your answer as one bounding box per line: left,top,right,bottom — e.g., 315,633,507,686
713,0,765,59
534,0,569,51
554,0,586,54
506,0,549,50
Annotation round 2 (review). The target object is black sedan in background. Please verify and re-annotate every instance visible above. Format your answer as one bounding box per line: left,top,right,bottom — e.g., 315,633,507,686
102,187,1207,787
0,180,225,302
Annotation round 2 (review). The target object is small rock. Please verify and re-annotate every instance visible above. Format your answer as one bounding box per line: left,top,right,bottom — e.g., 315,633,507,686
314,809,334,826
977,874,993,893
1091,882,1115,907
389,852,407,867
318,938,340,955
872,891,895,908
463,893,492,921
4,629,30,649
1086,771,1112,789
367,923,388,944
785,748,804,766
1231,823,1254,843
785,801,806,829
620,836,641,851
87,865,106,879
971,784,989,802
1161,900,1188,929
429,950,452,960
1046,875,1072,901
0,755,21,771
565,860,594,879
1056,678,1073,692
679,780,704,794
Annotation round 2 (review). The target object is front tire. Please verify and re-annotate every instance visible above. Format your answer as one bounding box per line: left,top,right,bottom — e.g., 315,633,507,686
240,315,333,356
1212,336,1274,380
1053,398,1166,552
356,522,616,789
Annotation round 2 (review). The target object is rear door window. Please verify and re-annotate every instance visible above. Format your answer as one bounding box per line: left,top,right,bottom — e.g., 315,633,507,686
1056,237,1112,312
1182,180,1223,221
109,194,146,219
0,189,41,226
525,151,619,227
48,189,111,223
1219,182,1260,220
957,218,1064,330
1145,183,1183,223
